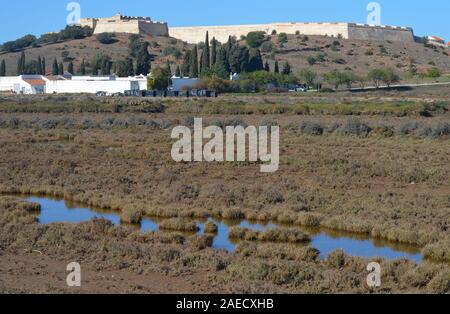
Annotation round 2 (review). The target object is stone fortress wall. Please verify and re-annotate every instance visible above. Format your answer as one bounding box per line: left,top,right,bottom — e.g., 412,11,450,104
170,22,415,44
78,14,414,44
79,13,169,36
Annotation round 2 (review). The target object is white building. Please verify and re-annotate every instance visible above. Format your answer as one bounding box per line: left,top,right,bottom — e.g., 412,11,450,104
169,76,199,92
0,75,47,94
46,79,140,94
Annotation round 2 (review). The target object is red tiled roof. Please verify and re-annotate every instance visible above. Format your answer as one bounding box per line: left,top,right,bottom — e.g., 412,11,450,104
24,79,46,86
429,36,444,42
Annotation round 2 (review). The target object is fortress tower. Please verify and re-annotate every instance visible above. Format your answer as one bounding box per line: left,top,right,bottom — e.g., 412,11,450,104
79,13,169,36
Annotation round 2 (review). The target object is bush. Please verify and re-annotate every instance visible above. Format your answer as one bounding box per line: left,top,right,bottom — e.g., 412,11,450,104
120,207,142,224
204,222,218,234
96,33,117,44
325,249,346,268
246,31,266,48
159,218,199,232
260,41,273,53
299,121,324,135
336,119,372,137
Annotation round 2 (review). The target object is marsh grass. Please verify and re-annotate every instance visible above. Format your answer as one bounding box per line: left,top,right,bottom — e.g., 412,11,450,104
229,227,310,244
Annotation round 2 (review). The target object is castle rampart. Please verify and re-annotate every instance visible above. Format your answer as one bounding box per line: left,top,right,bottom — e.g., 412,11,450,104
169,22,414,43
78,14,414,44
79,13,169,36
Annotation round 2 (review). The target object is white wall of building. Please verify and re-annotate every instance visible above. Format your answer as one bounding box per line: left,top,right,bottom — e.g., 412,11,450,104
46,80,139,94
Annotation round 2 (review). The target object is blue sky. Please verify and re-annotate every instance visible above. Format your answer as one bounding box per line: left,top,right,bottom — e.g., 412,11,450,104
1,0,449,43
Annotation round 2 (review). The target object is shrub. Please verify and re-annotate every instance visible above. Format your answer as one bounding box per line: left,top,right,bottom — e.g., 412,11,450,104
325,249,346,268
260,41,273,53
189,235,214,250
299,121,324,135
246,31,266,48
229,227,310,244
336,119,372,137
159,218,199,232
96,33,117,44
204,222,218,234
120,207,142,224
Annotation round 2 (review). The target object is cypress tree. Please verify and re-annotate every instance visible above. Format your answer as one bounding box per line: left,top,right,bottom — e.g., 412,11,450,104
217,46,231,74
0,60,5,76
42,57,46,75
135,42,151,75
211,37,217,65
126,57,134,76
80,59,86,75
201,31,210,71
264,61,270,72
282,61,291,75
17,52,25,75
181,50,191,77
20,51,26,74
37,56,42,74
165,60,172,76
247,48,264,72
58,62,64,75
189,46,199,78
52,58,59,75
274,60,279,73
199,50,204,74
68,61,74,74
175,65,181,77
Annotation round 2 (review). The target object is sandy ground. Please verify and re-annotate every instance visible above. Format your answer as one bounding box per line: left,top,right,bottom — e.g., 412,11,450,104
0,249,215,294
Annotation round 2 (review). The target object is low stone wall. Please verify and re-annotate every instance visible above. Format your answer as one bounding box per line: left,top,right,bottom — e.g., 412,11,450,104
169,22,415,44
169,22,349,43
348,24,414,42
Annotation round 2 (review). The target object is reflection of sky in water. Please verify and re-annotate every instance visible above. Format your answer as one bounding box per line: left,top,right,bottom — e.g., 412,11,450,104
312,235,422,263
28,197,422,262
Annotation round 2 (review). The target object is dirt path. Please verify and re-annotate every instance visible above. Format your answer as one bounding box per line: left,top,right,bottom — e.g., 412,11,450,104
0,249,217,294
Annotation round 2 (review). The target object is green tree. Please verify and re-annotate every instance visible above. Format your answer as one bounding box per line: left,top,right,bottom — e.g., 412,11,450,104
58,62,64,75
135,42,151,75
426,67,441,78
264,61,270,72
278,33,288,44
229,45,249,73
0,60,5,76
17,51,25,75
79,59,86,75
147,67,171,90
116,57,134,77
175,65,181,77
274,60,279,73
201,31,210,71
181,50,191,77
216,46,230,74
52,58,59,75
41,57,46,75
37,56,42,74
68,61,74,74
165,60,172,76
189,46,199,78
247,48,264,72
298,69,317,87
281,61,291,75
246,31,266,48
211,37,217,65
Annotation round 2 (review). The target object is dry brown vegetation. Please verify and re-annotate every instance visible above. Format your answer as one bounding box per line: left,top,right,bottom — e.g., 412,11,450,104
0,89,449,293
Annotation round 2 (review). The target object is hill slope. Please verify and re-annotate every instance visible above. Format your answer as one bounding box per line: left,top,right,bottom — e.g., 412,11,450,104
1,32,449,77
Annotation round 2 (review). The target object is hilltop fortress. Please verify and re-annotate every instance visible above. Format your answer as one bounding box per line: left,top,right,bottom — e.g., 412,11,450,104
78,13,415,43
79,13,169,37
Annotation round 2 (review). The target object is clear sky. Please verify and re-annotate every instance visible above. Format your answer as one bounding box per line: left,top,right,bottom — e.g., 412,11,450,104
1,0,449,43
